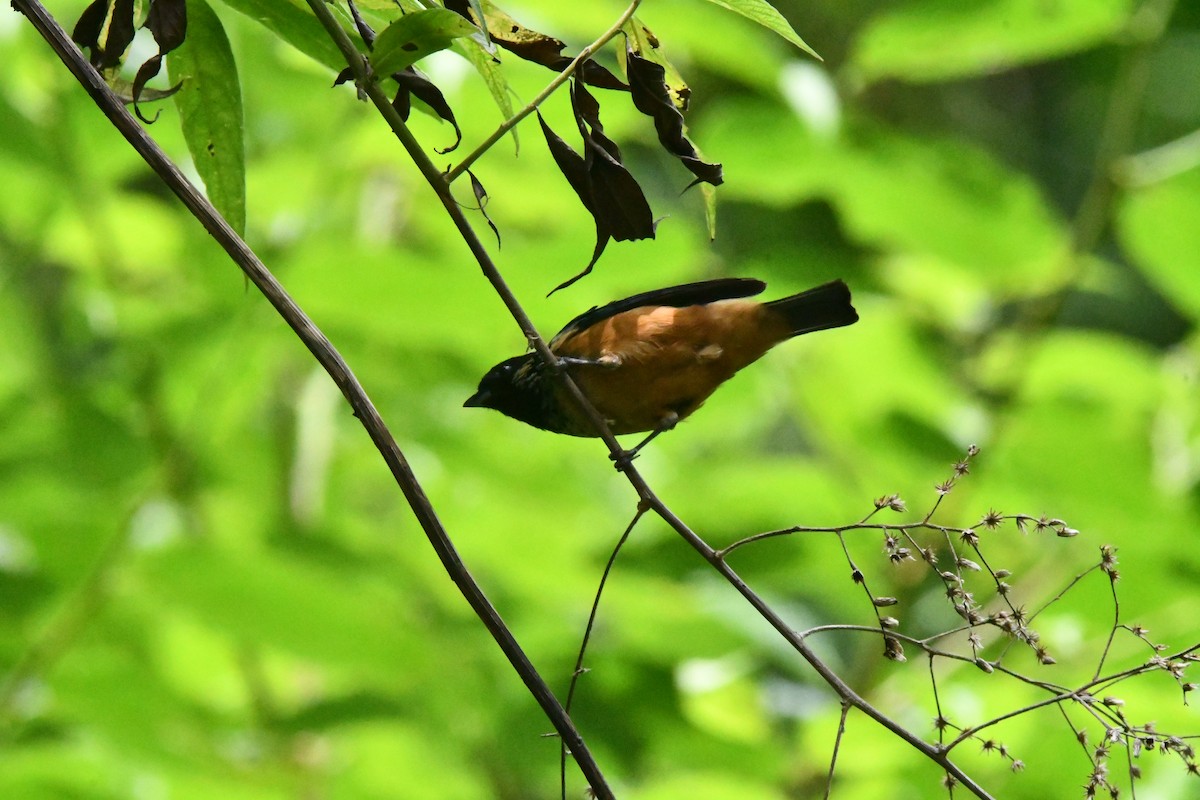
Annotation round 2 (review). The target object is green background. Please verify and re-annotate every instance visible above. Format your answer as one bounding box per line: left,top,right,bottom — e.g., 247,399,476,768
1,0,1198,797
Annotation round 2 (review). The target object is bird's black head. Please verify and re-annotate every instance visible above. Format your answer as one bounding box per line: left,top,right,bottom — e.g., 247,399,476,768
464,354,558,430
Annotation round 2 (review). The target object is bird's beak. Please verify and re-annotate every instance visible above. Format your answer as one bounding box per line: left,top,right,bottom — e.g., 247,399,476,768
463,390,488,408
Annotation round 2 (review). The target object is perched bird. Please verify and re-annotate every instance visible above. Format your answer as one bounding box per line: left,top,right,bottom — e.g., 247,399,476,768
465,278,858,455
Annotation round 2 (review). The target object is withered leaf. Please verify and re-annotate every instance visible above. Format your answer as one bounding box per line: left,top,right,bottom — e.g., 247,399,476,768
537,77,654,294
467,169,500,247
131,56,169,121
624,18,690,110
345,0,376,49
109,79,183,105
131,0,188,122
71,0,113,68
72,0,190,121
145,0,187,53
538,110,591,210
448,0,626,90
72,0,136,70
570,78,653,242
391,67,462,154
625,47,722,187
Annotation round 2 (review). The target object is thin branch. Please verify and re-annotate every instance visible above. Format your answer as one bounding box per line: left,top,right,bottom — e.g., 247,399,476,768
823,702,851,800
12,2,614,796
637,494,996,799
444,0,643,184
560,505,646,800
1114,126,1200,186
1092,565,1124,680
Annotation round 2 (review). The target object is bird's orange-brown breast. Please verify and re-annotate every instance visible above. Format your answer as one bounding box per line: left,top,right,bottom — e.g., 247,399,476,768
550,299,794,434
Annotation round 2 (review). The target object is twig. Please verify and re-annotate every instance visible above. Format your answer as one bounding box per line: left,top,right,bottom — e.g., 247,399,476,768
823,702,851,800
560,505,646,800
1114,126,1200,186
638,496,996,798
1092,559,1124,680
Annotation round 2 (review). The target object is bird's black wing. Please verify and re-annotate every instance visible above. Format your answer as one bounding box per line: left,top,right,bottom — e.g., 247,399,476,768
551,278,767,345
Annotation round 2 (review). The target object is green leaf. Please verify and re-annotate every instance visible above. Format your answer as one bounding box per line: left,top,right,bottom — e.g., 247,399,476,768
701,181,718,241
853,0,1133,83
1118,167,1200,318
370,8,478,77
699,0,820,60
215,0,345,70
452,37,517,153
140,542,411,670
169,0,246,236
829,127,1067,283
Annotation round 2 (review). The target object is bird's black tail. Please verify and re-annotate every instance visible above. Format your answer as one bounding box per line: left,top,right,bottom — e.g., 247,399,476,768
764,280,859,337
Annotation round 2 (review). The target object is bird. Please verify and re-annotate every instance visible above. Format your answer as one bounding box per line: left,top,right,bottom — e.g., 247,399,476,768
464,277,858,457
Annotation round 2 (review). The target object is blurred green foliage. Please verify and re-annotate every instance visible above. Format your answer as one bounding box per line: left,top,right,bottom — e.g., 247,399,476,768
1,0,1198,798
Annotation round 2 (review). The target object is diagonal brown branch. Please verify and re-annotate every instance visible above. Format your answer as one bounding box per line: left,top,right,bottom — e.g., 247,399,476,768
301,4,997,798
11,1,614,796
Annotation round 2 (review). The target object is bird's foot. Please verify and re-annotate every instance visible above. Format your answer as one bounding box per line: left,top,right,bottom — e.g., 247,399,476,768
557,354,621,370
609,448,640,471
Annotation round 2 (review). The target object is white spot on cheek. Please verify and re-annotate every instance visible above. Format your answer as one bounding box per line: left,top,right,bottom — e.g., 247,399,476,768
696,344,723,361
